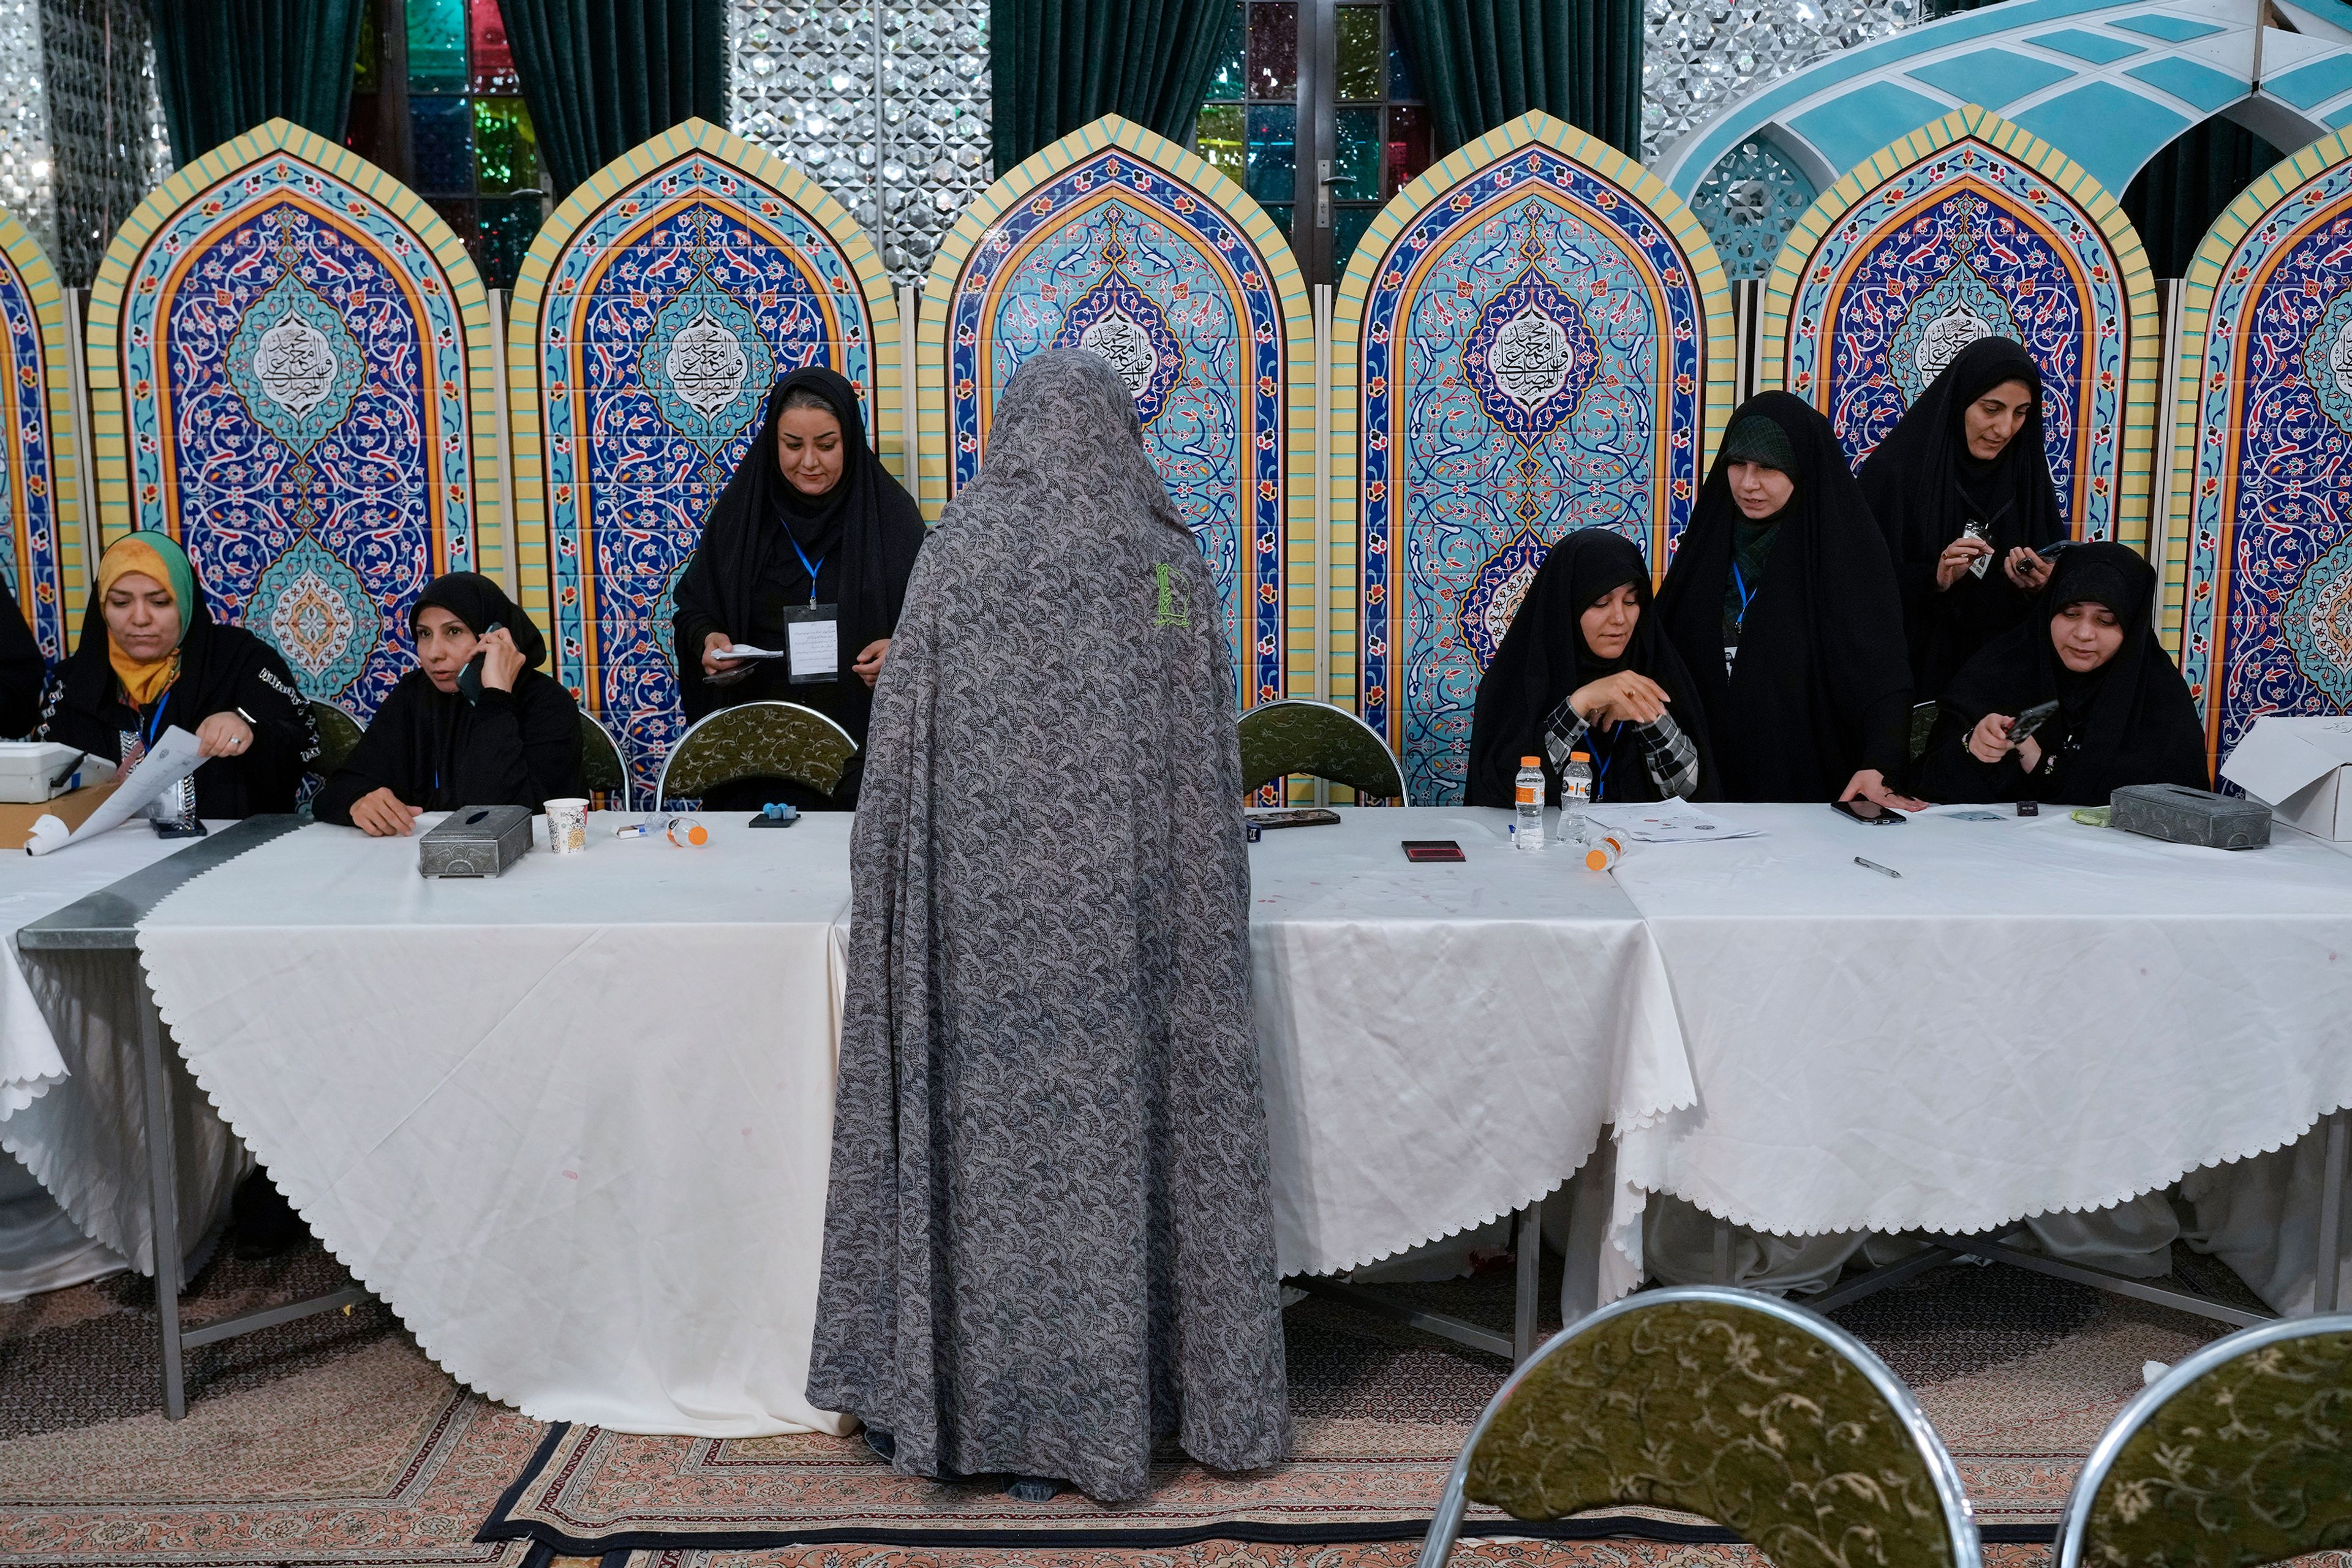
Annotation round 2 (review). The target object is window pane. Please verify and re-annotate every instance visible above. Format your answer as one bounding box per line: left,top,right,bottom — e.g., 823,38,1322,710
1261,203,1294,243
473,97,537,194
1248,2,1297,102
1335,7,1381,100
1203,2,1245,101
345,93,384,163
407,0,467,94
1333,205,1374,276
1386,104,1433,195
1245,104,1296,205
355,0,379,93
412,97,474,194
469,0,517,93
478,197,543,291
1333,107,1380,199
1196,103,1245,186
1389,26,1422,101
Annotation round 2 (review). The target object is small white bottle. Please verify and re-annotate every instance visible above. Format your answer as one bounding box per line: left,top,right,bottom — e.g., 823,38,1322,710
1513,755,1546,851
1559,750,1594,842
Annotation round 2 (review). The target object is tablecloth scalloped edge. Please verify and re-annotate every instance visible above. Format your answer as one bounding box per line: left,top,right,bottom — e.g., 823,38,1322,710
1650,1100,2352,1241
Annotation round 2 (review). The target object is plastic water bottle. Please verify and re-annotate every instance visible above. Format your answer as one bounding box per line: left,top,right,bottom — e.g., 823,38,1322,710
1560,750,1594,842
1513,755,1546,851
1576,828,1624,872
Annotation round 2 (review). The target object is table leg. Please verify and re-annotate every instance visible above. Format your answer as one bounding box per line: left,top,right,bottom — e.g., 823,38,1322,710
1557,1138,1616,1328
1512,1198,1543,1364
137,982,187,1420
2316,1110,2348,1316
1711,1218,1732,1286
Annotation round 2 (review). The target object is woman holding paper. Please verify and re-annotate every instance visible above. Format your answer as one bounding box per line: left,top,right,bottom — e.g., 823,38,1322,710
671,367,927,809
38,532,316,818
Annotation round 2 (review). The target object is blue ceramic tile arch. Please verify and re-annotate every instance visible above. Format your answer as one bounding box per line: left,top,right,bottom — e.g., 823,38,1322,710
505,119,899,804
85,119,499,724
0,205,81,663
1330,112,1736,805
2172,129,2352,770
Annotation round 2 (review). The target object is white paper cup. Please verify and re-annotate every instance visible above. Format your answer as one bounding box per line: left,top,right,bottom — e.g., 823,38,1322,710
545,797,589,854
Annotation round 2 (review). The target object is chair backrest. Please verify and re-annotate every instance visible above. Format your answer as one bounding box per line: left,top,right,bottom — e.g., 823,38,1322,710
1238,699,1406,801
2052,1314,2352,1568
654,701,858,806
1909,699,1940,763
1418,1287,1980,1568
311,701,364,775
578,709,629,812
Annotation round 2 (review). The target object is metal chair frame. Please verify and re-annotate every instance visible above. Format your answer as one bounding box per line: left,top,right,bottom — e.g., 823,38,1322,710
1416,1284,1982,1568
2049,1311,2352,1568
652,699,858,807
578,708,631,813
1239,697,1407,800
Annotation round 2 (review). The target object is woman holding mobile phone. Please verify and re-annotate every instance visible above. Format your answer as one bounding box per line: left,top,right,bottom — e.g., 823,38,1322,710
312,573,583,837
1918,541,2206,804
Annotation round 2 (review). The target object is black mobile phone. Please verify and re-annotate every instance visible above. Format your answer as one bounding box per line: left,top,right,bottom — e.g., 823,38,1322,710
1246,807,1341,829
1830,797,1906,825
455,622,505,705
2008,698,2062,745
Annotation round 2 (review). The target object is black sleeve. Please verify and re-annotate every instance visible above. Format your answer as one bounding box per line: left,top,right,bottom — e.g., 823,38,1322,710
672,543,726,665
1825,524,1916,783
311,678,422,825
1917,707,2024,804
447,674,582,812
225,641,320,813
0,590,44,739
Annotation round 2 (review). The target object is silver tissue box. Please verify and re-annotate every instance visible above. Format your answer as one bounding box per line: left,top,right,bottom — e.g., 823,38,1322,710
418,805,535,878
2109,783,2271,850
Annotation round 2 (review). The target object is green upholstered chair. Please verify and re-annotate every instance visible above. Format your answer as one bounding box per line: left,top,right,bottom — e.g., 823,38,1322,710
654,701,857,807
1418,1287,1980,1568
578,709,630,812
310,701,364,775
1909,700,1941,763
1237,699,1406,801
2053,1314,2352,1568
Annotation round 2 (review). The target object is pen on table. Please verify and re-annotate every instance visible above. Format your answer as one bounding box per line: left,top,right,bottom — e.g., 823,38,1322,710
1853,856,1901,880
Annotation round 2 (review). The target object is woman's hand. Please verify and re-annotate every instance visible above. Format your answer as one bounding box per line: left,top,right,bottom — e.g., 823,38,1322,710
349,786,424,838
476,627,526,693
194,710,255,760
2017,735,2043,774
2003,546,2053,594
853,638,890,688
1568,670,1671,726
701,630,751,685
1967,712,2016,764
1936,535,1993,590
1840,769,1929,812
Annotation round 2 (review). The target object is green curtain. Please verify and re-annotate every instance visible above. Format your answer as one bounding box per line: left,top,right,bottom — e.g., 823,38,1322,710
990,0,1231,171
1390,0,1643,160
147,0,369,166
2124,118,2286,277
500,0,728,197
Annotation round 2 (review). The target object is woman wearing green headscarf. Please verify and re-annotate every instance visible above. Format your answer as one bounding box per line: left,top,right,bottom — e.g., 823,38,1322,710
39,532,317,818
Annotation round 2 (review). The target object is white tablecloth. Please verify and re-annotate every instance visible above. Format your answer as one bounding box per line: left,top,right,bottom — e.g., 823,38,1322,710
1610,804,2352,1267
1248,808,1688,1287
2,820,244,1287
135,813,855,1438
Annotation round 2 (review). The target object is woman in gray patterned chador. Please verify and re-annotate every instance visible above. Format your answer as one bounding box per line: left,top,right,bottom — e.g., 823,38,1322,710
806,350,1290,1504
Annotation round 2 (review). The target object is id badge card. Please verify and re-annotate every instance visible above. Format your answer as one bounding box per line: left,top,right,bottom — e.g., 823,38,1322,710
1723,643,1739,682
784,603,839,684
1964,519,1993,579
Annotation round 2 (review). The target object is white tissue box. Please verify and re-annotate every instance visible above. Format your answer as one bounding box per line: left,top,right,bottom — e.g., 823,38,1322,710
0,741,88,804
2220,717,2352,839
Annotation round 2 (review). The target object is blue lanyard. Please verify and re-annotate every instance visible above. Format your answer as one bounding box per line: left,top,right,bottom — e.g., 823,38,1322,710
141,688,173,748
788,535,824,605
1593,725,1618,801
1730,562,1758,633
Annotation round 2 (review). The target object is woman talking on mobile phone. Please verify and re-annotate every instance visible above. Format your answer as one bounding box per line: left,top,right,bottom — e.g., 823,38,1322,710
1918,541,2205,805
312,573,582,837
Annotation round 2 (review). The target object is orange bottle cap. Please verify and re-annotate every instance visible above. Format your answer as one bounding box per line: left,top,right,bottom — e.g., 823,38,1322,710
1570,750,1591,762
1521,756,1539,766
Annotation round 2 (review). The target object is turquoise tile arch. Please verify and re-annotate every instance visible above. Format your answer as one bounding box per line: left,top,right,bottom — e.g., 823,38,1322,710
85,119,500,725
2169,129,2352,772
1332,112,1736,805
505,119,901,807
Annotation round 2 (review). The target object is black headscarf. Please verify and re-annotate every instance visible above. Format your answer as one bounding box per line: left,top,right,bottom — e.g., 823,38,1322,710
671,367,927,738
1857,336,2067,700
1924,541,2206,805
412,571,548,666
0,576,42,739
41,533,317,816
1653,391,1912,802
1465,528,1714,807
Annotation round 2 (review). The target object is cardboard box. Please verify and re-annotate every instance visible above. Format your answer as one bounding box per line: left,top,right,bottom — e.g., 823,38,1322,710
0,782,122,851
2219,717,2352,839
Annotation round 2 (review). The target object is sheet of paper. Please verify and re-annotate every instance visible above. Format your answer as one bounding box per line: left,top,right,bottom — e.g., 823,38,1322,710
718,645,790,661
786,617,838,679
25,726,206,856
1577,797,1766,844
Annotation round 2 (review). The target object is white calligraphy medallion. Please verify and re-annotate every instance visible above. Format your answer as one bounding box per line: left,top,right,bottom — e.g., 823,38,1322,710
252,316,338,417
1915,301,1990,381
2331,316,2352,400
666,311,751,419
1079,306,1158,400
1489,303,1574,415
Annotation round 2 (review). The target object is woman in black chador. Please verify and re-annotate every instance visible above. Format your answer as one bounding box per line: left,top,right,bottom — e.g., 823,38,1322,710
671,367,926,809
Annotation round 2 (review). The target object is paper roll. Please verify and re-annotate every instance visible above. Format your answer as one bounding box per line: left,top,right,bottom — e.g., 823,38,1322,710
24,813,70,857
